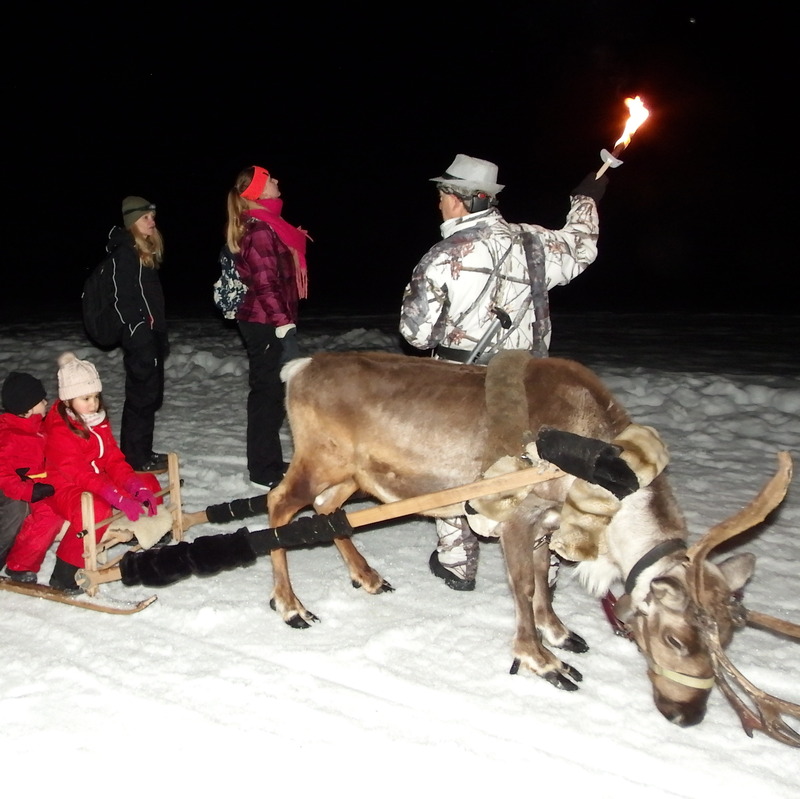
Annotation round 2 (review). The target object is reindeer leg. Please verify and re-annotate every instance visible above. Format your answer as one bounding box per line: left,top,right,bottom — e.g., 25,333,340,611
533,534,589,655
333,537,394,594
500,508,583,691
266,474,393,625
265,478,325,628
312,481,393,594
268,547,319,628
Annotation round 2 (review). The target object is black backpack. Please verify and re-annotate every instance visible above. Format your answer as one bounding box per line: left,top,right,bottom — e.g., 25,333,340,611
82,254,123,347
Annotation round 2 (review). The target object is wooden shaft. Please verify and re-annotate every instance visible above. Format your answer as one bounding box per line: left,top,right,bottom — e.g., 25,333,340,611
168,452,183,542
77,464,565,592
81,492,99,595
345,464,564,528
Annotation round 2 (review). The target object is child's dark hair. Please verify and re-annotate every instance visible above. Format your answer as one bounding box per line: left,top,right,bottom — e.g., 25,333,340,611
57,395,106,439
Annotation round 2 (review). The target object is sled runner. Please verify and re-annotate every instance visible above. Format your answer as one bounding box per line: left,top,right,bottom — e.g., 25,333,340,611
0,576,156,614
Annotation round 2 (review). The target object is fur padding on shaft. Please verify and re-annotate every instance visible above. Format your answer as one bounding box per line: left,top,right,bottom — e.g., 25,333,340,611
246,509,352,555
205,494,267,525
119,529,258,586
119,509,354,587
550,423,670,562
613,424,669,488
467,427,643,535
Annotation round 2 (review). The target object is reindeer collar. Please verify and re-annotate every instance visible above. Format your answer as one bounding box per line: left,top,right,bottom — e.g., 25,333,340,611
624,538,686,595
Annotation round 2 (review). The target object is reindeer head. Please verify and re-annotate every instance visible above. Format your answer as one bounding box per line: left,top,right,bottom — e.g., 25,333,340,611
616,452,800,747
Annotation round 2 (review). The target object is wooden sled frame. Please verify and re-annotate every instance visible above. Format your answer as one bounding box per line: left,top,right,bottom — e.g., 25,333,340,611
79,452,184,596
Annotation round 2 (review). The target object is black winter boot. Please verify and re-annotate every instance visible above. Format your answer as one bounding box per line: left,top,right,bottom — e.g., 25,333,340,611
5,568,37,583
50,557,82,594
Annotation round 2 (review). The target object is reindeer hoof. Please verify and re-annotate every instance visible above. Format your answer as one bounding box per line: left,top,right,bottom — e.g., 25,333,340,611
559,631,589,653
287,614,314,629
269,597,318,628
510,659,582,690
350,578,395,593
543,664,582,691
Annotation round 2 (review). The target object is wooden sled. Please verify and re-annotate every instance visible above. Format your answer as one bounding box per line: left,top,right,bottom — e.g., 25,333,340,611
79,452,183,596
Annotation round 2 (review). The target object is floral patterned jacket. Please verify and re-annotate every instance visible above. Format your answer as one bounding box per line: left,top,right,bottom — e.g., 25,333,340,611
399,195,599,358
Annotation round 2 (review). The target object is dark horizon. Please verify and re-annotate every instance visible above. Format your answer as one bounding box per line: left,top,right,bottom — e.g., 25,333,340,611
5,5,793,321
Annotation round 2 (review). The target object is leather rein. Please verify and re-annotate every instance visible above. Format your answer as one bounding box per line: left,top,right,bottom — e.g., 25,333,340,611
615,538,717,691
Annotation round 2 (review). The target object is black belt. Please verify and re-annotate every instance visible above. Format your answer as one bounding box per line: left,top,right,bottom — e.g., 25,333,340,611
433,345,493,365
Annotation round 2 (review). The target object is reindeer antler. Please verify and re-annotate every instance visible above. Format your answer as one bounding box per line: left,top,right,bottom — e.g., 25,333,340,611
687,452,799,747
685,451,792,564
704,617,800,747
745,610,800,640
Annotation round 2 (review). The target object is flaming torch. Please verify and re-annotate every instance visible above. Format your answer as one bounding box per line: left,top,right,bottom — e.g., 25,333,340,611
596,96,650,178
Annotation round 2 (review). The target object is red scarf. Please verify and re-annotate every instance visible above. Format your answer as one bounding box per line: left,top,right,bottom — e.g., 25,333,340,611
245,198,310,298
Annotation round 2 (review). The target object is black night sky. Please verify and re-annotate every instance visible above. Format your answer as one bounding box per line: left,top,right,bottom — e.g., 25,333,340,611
5,3,793,322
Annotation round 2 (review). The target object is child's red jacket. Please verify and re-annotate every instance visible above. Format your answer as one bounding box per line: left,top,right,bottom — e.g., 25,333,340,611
0,411,48,502
43,401,136,497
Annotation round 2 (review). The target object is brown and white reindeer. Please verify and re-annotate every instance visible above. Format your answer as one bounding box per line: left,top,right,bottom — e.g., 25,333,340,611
266,349,799,745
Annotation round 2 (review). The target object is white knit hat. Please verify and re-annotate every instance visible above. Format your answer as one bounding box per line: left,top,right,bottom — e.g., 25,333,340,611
57,352,102,400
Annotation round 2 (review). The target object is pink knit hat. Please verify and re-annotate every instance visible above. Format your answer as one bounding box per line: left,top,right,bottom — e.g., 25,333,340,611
57,352,102,400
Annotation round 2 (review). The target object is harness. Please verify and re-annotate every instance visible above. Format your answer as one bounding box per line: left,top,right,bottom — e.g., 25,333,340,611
617,539,716,690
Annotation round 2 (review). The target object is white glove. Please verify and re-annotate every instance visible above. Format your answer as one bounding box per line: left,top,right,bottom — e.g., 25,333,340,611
275,324,296,339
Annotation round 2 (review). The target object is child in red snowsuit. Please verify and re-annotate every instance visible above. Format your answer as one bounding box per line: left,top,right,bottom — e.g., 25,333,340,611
1,372,63,578
36,353,163,592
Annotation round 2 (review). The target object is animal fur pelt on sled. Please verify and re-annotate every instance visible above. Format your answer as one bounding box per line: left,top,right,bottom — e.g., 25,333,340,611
100,504,173,553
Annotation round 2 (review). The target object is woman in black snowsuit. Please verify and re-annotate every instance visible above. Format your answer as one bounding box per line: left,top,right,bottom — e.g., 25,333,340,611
105,196,168,472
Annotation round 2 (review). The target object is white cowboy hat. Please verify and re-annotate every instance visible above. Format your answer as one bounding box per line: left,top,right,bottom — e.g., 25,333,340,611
430,154,505,196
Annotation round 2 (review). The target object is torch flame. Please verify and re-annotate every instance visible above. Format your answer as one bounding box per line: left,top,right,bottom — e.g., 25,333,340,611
615,96,650,148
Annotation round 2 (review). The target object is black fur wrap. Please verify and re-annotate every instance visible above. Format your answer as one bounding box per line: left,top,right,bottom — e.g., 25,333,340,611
119,509,353,587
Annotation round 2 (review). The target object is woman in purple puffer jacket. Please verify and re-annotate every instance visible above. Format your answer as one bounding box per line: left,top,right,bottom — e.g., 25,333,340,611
224,165,310,490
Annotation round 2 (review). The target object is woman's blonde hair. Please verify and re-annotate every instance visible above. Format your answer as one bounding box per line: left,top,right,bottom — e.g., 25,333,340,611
225,167,256,253
128,223,164,269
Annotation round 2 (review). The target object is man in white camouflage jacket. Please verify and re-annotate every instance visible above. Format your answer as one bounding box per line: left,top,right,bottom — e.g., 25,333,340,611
399,153,608,591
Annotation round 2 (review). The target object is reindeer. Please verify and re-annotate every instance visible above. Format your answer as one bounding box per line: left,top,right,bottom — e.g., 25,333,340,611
266,350,799,745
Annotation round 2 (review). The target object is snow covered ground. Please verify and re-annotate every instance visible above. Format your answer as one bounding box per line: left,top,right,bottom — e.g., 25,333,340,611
1,311,798,795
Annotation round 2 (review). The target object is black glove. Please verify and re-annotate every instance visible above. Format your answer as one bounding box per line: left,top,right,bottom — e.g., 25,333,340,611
31,483,55,502
571,172,608,203
535,427,638,499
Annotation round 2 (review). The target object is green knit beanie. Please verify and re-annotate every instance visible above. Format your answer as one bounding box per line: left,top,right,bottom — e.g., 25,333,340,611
122,196,156,228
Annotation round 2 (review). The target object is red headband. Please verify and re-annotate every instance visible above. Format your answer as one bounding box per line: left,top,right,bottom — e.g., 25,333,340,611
240,166,270,200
